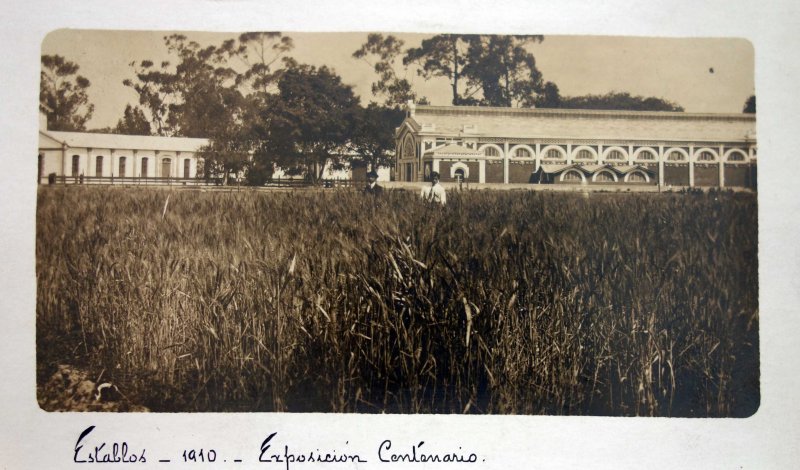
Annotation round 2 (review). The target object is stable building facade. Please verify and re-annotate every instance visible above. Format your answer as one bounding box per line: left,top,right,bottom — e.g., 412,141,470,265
395,103,757,189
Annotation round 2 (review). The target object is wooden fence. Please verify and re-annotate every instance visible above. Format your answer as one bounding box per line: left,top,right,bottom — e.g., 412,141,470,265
39,174,355,189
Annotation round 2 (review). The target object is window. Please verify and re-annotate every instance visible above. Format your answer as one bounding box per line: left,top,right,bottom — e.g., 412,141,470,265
454,168,465,182
514,148,530,158
161,158,172,178
72,155,80,176
576,149,594,160
95,156,103,176
606,150,624,160
727,152,746,162
119,157,127,177
183,159,191,178
403,139,415,160
562,170,582,182
697,151,715,162
636,150,656,160
545,148,563,159
38,154,44,182
141,157,149,177
595,171,615,182
666,151,685,162
627,171,647,183
484,146,499,157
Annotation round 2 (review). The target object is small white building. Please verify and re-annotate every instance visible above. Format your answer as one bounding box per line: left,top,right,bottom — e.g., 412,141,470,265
38,113,209,184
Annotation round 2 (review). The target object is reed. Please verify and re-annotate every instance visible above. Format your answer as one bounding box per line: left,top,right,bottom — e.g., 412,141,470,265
36,186,759,415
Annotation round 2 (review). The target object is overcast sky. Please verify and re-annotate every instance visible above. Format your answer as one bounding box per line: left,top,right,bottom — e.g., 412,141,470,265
41,30,754,129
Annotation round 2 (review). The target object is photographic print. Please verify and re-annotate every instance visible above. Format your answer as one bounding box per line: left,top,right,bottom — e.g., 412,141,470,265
36,30,758,416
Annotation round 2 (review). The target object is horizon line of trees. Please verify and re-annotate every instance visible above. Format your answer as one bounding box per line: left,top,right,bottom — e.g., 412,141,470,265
40,33,757,185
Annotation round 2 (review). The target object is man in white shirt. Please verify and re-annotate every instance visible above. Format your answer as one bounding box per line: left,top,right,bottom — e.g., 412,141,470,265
420,171,446,205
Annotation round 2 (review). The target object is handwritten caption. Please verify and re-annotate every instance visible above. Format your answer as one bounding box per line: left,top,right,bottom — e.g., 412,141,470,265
72,426,483,467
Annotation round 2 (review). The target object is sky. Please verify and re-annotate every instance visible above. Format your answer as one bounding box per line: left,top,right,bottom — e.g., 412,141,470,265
41,30,755,130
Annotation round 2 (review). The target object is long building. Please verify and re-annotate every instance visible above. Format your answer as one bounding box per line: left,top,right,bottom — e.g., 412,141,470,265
395,102,757,189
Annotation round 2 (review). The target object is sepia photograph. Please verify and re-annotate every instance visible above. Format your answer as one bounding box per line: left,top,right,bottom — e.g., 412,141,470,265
35,30,759,416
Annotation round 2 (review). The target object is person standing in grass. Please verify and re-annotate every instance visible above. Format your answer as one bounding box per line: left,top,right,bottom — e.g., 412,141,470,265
363,170,384,195
420,171,446,205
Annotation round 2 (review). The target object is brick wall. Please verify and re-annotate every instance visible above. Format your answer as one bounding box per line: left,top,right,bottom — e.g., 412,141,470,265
694,165,720,187
664,164,689,186
508,162,536,183
439,161,479,183
485,160,504,183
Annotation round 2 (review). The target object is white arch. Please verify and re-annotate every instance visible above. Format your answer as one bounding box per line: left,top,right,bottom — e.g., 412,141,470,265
624,170,650,183
693,147,719,162
509,144,535,159
449,162,470,179
541,145,567,160
632,147,658,161
601,146,629,161
592,169,619,182
723,148,748,162
572,145,598,160
560,169,586,183
664,147,689,162
478,143,504,158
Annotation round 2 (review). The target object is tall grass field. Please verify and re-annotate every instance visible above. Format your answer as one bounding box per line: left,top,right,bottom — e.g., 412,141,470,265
36,187,758,416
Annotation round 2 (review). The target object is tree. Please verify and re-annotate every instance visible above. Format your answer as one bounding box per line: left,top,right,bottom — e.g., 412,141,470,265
461,35,545,107
219,32,294,96
114,105,152,135
40,54,95,131
743,95,756,113
353,33,418,106
551,91,684,112
349,104,406,171
250,60,360,183
535,81,562,108
404,34,477,105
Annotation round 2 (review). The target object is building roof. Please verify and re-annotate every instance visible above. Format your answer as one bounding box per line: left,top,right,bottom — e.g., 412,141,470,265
40,130,210,152
402,104,757,143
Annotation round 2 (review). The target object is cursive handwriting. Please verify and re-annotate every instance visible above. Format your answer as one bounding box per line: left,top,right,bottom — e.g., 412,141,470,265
378,440,478,463
74,426,147,463
259,432,367,470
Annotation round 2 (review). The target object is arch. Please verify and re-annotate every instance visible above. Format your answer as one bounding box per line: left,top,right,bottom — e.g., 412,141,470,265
454,168,465,182
118,156,127,177
479,143,503,158
633,148,657,161
592,170,618,182
560,169,586,183
624,170,650,183
450,162,470,180
724,149,748,162
572,145,598,161
693,147,719,162
601,146,628,161
509,144,534,159
664,148,689,162
95,155,104,176
71,155,80,176
541,145,567,160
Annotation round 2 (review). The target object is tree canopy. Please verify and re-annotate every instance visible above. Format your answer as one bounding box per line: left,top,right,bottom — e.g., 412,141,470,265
250,60,361,183
353,33,418,106
537,89,684,112
40,54,95,131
